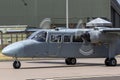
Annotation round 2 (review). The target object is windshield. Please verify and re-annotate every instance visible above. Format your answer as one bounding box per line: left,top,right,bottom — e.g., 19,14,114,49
31,31,47,42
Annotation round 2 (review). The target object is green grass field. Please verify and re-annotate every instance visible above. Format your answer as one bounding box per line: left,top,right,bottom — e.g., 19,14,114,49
0,53,13,61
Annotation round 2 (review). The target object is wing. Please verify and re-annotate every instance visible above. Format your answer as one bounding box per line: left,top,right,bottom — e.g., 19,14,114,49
101,28,120,35
4,28,40,34
102,28,120,33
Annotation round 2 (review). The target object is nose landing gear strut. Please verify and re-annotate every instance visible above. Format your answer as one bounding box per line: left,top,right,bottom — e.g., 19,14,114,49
13,58,21,69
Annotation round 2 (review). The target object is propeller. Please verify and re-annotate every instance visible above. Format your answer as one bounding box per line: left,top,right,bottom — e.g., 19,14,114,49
39,18,51,29
79,32,94,56
81,32,91,43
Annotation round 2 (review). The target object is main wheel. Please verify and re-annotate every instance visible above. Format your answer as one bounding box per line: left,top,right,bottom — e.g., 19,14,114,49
65,58,76,65
105,58,109,66
70,58,76,65
109,58,117,66
65,58,71,65
105,58,117,66
13,61,21,69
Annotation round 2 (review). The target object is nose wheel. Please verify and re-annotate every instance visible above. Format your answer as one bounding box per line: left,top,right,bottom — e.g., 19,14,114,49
105,58,117,66
13,60,21,69
65,58,76,65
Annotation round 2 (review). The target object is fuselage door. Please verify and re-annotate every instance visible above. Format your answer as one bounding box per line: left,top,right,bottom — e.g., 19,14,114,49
48,33,62,57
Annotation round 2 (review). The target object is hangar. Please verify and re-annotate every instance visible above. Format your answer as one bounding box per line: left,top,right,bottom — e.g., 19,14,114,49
0,0,120,27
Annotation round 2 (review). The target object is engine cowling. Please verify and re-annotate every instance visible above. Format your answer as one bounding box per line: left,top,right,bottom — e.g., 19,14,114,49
89,31,102,43
81,31,102,43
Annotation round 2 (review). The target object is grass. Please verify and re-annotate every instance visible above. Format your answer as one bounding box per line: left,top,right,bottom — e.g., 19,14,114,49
0,53,36,61
0,49,32,61
0,53,13,61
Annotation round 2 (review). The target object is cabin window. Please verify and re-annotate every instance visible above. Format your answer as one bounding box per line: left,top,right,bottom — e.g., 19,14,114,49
50,35,62,43
64,35,71,42
32,31,47,42
72,36,83,42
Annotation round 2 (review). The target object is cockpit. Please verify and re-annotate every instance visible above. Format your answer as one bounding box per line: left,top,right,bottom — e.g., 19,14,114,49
30,31,47,42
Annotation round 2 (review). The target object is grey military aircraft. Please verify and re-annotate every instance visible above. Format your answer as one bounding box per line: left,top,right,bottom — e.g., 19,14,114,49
3,0,120,69
2,26,120,69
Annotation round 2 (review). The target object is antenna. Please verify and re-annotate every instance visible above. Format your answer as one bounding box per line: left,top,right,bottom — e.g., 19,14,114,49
66,0,69,28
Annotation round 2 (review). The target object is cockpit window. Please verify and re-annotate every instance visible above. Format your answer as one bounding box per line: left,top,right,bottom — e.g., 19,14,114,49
32,31,47,42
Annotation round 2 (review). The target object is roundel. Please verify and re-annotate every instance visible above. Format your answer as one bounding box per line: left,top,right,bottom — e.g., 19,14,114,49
79,44,94,56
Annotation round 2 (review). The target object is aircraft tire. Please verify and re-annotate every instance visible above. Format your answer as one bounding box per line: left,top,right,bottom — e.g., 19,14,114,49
109,58,117,66
13,61,21,69
65,58,76,65
70,58,76,65
65,58,71,65
105,58,109,66
105,58,117,66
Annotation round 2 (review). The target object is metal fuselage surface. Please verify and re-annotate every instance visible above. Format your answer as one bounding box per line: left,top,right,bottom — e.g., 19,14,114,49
3,28,120,58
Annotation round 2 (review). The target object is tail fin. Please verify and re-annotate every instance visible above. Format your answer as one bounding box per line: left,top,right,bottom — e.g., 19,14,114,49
39,18,51,29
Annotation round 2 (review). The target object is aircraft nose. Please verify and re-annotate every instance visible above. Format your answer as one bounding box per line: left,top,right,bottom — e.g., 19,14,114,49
2,42,24,57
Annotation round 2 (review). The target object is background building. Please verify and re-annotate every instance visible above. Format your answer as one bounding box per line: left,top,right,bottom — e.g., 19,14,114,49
0,0,120,27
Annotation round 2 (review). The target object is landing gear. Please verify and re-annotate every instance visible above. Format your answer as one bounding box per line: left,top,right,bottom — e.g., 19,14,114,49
65,58,76,65
105,58,117,66
13,60,21,69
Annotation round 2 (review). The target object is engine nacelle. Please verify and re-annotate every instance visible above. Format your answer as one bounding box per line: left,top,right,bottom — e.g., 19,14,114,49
89,31,102,43
80,30,102,43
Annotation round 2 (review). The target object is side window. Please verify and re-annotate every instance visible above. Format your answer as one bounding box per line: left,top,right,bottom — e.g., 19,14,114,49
50,35,62,43
64,35,71,42
72,36,83,42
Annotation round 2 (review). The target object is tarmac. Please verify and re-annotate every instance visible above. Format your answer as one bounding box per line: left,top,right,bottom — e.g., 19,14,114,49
0,58,120,80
